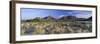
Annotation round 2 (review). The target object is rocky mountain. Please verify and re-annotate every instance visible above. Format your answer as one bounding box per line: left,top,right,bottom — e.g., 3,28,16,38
44,16,55,19
22,16,92,22
59,16,77,21
87,16,92,21
43,16,56,21
77,16,92,21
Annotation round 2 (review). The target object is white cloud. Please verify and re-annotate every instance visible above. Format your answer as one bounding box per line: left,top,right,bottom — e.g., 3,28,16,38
75,14,91,18
59,15,65,18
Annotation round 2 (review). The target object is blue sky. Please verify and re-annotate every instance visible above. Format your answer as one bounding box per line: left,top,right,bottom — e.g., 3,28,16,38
21,8,92,20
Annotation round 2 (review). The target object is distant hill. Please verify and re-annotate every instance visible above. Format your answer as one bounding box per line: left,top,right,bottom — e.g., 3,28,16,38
44,16,55,19
59,16,77,21
86,16,92,21
43,16,56,21
24,17,42,22
22,16,92,22
77,16,92,21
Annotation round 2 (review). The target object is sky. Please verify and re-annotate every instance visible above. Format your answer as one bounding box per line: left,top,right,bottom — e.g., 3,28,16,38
21,8,92,20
